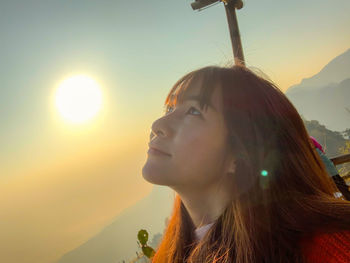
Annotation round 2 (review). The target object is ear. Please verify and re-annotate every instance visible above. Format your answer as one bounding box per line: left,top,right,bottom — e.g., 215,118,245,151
227,157,236,174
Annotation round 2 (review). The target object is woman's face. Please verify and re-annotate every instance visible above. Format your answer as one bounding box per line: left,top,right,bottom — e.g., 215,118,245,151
142,78,235,192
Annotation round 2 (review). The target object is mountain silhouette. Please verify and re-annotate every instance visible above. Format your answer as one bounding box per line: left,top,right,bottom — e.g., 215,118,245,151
287,48,350,93
286,48,350,132
57,185,174,263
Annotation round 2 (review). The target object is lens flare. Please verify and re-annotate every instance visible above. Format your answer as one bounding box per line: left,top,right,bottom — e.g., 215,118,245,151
261,170,268,177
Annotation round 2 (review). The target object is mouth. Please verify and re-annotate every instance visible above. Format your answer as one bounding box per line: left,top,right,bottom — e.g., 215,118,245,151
147,147,171,157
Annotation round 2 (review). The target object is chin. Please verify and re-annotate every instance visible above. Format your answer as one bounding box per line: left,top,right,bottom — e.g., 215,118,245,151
142,166,166,185
141,166,171,186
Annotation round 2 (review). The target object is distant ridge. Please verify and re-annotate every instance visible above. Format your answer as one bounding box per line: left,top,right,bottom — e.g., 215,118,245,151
287,48,350,94
57,185,174,263
285,48,350,132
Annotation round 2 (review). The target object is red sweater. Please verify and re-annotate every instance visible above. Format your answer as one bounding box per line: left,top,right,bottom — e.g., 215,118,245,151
300,230,350,262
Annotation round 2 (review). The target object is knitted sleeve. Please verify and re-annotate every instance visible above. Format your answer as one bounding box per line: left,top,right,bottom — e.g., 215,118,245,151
300,230,350,263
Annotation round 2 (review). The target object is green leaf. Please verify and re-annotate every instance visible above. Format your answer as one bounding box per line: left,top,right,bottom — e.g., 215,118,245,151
137,229,148,245
142,245,156,258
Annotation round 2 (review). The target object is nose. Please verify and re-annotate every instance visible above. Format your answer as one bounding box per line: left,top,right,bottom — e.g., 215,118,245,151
150,117,168,141
149,126,165,141
149,129,155,141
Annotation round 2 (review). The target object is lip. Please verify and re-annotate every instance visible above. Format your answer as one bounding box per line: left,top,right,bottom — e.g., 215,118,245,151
148,144,171,156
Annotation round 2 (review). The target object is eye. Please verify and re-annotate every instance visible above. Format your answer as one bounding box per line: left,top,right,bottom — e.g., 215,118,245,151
164,105,174,115
186,106,201,116
164,105,201,116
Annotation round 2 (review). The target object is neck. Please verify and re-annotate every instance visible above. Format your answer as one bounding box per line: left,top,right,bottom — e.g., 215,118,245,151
172,181,233,228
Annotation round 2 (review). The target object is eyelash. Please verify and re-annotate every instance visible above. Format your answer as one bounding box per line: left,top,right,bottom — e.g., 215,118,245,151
165,105,201,116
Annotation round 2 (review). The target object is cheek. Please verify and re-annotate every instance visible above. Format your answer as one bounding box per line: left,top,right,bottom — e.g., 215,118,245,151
173,133,227,185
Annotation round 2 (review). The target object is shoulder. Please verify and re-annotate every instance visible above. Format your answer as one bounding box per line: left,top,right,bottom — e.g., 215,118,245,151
300,229,350,263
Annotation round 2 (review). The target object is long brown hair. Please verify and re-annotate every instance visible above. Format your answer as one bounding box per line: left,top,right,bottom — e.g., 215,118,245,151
151,65,350,263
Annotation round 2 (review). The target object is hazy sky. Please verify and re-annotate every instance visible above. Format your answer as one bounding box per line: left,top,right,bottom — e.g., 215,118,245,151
0,0,349,262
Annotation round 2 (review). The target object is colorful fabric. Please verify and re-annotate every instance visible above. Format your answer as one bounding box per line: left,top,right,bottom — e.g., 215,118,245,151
315,147,339,177
310,136,325,153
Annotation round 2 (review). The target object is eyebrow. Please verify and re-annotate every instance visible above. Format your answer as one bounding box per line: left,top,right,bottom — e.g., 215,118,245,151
182,95,217,112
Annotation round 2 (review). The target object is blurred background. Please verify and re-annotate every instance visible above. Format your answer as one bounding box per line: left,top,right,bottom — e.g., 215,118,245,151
0,0,349,262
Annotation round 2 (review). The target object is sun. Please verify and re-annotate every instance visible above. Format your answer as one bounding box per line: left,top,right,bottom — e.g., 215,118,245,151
55,75,103,124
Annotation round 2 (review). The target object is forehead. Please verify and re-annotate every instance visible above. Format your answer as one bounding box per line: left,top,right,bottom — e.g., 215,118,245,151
170,76,222,113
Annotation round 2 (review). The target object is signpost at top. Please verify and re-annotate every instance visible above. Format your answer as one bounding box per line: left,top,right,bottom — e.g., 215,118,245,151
191,0,245,66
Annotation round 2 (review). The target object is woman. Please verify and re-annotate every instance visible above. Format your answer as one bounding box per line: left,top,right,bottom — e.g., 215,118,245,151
142,65,350,263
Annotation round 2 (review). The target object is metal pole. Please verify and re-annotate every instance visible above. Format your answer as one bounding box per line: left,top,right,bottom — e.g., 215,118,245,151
224,1,245,66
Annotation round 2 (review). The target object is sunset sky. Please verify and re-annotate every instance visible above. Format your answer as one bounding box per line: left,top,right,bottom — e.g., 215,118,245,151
1,0,349,262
